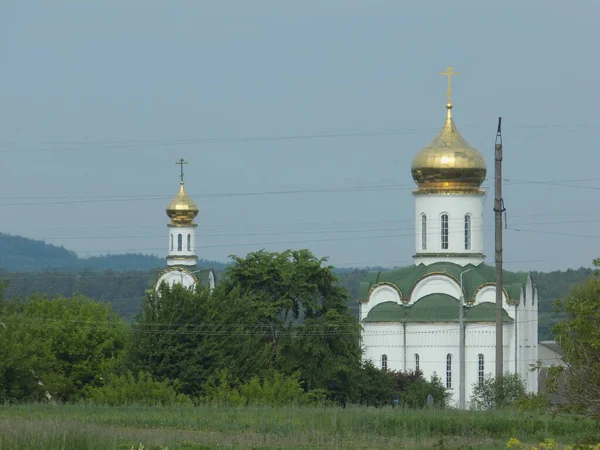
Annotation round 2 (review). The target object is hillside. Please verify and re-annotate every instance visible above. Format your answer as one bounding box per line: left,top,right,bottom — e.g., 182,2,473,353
0,233,228,272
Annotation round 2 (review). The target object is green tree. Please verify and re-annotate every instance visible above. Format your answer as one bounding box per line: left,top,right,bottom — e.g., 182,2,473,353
0,293,126,402
128,282,271,397
547,259,600,418
470,372,527,410
223,249,363,403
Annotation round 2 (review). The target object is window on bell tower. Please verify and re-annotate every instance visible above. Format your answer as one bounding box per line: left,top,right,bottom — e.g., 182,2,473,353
421,214,427,250
441,214,449,250
177,234,183,251
187,234,191,251
464,214,471,250
170,234,173,251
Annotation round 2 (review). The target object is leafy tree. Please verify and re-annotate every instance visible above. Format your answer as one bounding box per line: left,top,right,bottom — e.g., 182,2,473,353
547,259,600,418
470,372,527,410
0,293,126,402
223,249,363,402
128,282,272,397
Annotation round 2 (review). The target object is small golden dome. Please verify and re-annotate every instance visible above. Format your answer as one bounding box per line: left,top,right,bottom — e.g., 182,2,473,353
411,104,486,192
166,182,199,224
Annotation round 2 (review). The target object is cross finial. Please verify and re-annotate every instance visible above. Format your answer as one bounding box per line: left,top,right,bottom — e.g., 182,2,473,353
176,158,188,183
440,65,459,105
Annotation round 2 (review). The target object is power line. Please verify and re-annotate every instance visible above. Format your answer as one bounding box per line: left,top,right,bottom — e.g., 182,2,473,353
1,120,598,154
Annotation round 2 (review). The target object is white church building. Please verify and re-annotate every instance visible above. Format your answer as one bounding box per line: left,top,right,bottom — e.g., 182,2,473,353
357,69,539,408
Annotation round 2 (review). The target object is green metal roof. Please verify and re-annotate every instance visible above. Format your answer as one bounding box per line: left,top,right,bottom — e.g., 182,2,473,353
363,294,513,323
358,262,529,304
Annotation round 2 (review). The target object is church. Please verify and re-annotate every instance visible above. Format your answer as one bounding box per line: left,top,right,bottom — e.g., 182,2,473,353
357,68,539,408
153,159,216,293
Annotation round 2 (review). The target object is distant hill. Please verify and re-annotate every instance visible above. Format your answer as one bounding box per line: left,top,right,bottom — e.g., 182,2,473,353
0,233,229,272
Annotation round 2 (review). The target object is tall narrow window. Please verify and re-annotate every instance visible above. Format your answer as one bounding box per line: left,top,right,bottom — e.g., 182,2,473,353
415,353,420,372
464,215,472,250
478,354,485,386
446,354,452,389
187,234,191,251
421,215,427,250
441,214,449,250
177,233,183,251
170,234,174,251
381,354,388,371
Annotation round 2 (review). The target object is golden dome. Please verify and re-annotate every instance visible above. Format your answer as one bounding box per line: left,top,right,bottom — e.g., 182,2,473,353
411,103,487,192
166,182,199,225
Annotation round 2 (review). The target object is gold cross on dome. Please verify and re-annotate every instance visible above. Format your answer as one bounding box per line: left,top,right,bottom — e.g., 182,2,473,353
440,66,459,104
176,158,188,183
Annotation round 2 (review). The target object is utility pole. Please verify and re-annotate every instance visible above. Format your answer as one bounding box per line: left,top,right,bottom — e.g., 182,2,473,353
459,268,473,410
494,117,504,378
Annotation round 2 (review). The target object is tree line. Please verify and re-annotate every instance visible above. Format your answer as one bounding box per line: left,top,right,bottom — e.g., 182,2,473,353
0,264,593,341
0,250,449,408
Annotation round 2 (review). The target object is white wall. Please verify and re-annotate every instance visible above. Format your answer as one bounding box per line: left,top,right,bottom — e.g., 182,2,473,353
167,223,198,266
413,192,486,266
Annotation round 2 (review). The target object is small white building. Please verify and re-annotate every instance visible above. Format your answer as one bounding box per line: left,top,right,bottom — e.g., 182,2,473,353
357,72,539,408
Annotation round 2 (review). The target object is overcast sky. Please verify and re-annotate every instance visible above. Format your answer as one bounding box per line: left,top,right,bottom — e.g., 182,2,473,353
0,0,599,272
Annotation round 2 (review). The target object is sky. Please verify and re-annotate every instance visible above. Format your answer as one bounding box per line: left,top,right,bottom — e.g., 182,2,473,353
0,0,599,272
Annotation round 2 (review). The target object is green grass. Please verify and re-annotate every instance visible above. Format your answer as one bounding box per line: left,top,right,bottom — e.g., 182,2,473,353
0,403,598,449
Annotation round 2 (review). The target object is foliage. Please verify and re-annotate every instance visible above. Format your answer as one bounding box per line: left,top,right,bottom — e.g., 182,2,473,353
354,363,450,408
127,282,271,398
222,249,363,404
201,369,316,406
548,260,600,419
85,371,192,406
0,293,126,402
397,372,450,408
470,372,527,410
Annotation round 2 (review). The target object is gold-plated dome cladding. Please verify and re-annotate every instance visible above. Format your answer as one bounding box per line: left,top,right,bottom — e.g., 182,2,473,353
166,182,199,224
411,104,487,192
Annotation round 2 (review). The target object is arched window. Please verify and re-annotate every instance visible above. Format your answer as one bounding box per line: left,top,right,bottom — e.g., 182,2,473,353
177,233,183,251
478,354,485,386
464,215,472,250
415,353,420,372
446,354,452,389
421,214,427,250
187,234,191,251
441,214,449,249
170,234,173,251
381,354,388,371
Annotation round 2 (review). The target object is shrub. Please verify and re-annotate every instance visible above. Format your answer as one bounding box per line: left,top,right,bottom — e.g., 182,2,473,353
201,369,318,406
85,371,192,406
470,372,527,410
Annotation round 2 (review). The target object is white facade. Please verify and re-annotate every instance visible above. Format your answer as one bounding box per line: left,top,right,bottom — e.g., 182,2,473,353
413,191,486,266
167,223,198,267
360,273,539,408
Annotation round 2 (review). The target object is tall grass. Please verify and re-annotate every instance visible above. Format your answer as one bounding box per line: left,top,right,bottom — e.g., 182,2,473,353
0,403,598,449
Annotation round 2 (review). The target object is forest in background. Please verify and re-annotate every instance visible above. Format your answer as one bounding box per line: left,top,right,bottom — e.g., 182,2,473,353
0,233,593,340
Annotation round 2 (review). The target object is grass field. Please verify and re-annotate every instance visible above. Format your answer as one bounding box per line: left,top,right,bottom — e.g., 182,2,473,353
0,403,599,449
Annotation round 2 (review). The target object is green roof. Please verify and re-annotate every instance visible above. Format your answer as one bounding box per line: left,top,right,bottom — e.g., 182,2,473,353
364,294,513,323
358,262,530,304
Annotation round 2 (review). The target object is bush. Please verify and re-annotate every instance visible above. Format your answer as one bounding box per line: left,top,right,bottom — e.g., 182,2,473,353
470,372,527,410
201,369,319,406
85,371,192,406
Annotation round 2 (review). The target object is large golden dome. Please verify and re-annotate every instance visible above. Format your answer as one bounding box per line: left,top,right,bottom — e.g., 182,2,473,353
166,182,199,225
411,103,487,192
